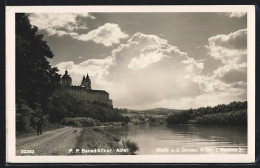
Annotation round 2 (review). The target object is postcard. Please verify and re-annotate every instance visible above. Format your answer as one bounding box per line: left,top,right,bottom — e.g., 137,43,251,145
6,5,255,163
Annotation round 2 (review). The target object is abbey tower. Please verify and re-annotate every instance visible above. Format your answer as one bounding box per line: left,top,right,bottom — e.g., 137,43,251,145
61,70,72,87
81,74,91,90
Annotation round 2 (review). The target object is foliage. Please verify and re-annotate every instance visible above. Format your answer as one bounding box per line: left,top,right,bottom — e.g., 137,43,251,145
47,92,130,123
166,101,247,125
60,117,101,127
166,110,191,124
122,139,139,155
194,110,247,125
16,13,61,131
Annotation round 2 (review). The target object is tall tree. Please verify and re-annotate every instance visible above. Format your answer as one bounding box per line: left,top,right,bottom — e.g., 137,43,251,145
16,13,60,131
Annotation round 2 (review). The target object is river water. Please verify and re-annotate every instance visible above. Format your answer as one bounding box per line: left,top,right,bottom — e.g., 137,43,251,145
108,123,247,154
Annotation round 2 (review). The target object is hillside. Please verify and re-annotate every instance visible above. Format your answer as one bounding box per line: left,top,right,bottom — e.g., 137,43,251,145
166,101,247,125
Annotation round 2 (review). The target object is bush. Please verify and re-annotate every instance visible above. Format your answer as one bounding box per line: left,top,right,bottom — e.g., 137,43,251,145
93,127,104,132
60,117,101,127
112,136,120,142
122,139,139,155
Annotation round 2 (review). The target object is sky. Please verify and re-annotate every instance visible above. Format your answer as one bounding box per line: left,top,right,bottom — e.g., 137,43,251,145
28,12,247,110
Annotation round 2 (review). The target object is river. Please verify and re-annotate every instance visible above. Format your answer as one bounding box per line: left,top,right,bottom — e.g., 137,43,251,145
108,123,247,154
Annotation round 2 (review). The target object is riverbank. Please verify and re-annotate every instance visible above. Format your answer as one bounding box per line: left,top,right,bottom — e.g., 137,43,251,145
69,127,138,155
59,116,160,128
16,116,165,140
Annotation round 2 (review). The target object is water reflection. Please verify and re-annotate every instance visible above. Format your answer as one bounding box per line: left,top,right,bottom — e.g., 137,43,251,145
108,123,247,155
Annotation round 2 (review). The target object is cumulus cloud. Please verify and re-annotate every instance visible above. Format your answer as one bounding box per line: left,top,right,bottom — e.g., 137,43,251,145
29,14,128,47
128,51,167,70
55,30,247,109
76,23,129,46
213,63,247,83
29,13,93,32
56,56,114,88
193,29,247,102
56,29,248,109
206,29,247,83
182,57,204,74
206,29,247,64
193,75,233,93
56,32,205,109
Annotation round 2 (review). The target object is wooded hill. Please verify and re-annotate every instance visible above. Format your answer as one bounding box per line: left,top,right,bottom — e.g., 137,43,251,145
166,101,247,125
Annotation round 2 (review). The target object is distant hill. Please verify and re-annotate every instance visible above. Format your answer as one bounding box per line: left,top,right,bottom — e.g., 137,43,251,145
142,108,178,112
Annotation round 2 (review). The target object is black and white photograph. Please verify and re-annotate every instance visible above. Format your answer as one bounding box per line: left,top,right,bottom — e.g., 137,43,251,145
6,5,255,163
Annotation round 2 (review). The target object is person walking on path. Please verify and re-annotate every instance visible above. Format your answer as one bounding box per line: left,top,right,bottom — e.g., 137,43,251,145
36,120,42,135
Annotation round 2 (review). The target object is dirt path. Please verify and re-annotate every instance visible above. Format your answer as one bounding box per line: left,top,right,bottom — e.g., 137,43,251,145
16,127,124,156
16,127,83,155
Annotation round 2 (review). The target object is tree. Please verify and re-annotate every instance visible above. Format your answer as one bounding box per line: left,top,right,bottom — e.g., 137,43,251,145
16,13,59,131
166,101,247,125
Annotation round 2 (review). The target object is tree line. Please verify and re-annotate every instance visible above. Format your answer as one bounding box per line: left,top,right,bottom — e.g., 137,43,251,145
15,13,128,132
166,101,247,125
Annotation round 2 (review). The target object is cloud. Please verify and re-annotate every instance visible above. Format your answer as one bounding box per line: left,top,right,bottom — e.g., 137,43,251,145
193,29,247,102
29,14,128,47
125,33,202,71
55,30,247,109
128,51,167,70
106,33,205,108
193,75,229,93
56,56,114,84
206,29,247,64
182,57,204,74
213,63,247,83
224,12,247,18
56,30,247,109
56,33,204,109
76,23,129,46
206,29,247,82
29,13,94,32
45,28,79,37
65,24,89,32
207,29,247,50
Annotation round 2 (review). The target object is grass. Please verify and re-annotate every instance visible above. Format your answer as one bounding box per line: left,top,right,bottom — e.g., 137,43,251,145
69,127,139,155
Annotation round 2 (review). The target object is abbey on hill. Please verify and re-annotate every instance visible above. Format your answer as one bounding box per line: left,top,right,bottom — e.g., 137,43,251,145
60,70,113,107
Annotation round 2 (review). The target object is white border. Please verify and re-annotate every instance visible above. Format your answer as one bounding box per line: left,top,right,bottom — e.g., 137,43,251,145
6,5,255,163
